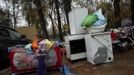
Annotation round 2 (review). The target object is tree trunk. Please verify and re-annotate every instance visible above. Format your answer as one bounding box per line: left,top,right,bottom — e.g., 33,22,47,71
114,0,121,28
12,0,17,28
27,17,31,27
34,0,49,39
63,0,72,34
5,0,11,27
55,0,64,41
48,14,56,39
65,12,70,34
131,0,134,25
114,0,120,16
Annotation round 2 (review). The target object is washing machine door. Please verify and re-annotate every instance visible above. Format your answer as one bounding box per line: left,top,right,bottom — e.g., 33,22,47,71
94,47,108,64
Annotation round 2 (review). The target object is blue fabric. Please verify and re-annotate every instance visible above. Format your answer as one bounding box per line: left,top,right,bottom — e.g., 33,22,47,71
63,64,76,75
63,64,70,75
8,48,12,53
25,44,33,54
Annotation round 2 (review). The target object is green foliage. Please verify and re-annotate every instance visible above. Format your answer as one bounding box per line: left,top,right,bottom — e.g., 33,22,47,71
97,2,112,13
20,0,39,26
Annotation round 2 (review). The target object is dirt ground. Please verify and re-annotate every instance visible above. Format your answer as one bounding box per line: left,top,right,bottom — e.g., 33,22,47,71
3,48,134,75
49,49,134,75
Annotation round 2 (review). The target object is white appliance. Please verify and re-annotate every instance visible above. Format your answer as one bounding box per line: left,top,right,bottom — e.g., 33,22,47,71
65,34,86,60
69,8,88,35
85,32,114,65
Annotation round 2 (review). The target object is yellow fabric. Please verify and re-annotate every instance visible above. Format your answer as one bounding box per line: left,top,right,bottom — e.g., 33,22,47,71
44,39,55,49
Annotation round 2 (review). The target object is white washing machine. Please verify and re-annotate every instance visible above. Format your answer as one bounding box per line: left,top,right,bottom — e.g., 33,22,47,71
65,34,86,60
85,32,114,65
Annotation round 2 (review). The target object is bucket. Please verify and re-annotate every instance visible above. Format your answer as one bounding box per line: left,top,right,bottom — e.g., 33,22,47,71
86,23,107,33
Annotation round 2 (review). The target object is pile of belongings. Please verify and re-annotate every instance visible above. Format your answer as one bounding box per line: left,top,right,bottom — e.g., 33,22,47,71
8,38,63,72
81,9,107,33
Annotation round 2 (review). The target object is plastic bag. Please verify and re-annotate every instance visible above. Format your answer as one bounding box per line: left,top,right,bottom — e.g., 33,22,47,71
92,9,106,27
81,14,98,28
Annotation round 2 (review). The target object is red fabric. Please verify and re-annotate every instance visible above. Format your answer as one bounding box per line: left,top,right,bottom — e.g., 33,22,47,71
111,31,117,41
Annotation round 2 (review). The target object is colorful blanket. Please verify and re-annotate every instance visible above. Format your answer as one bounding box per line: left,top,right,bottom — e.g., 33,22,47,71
10,48,58,70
